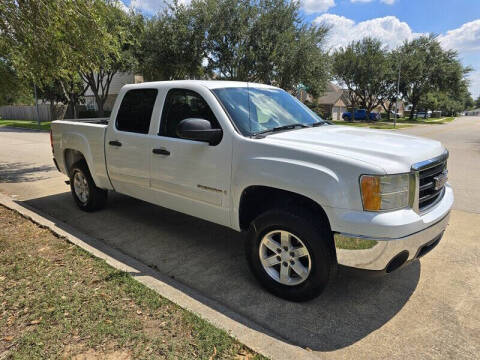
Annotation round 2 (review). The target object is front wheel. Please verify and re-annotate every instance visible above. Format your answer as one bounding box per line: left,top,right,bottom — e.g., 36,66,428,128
70,161,107,212
245,208,335,301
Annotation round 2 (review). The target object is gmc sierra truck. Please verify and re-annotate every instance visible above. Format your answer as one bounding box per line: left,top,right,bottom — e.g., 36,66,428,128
51,80,453,301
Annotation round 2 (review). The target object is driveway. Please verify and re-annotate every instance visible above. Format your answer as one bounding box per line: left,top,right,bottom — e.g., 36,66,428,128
0,118,479,359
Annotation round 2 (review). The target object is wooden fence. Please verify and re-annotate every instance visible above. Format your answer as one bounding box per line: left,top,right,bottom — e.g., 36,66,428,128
0,104,67,122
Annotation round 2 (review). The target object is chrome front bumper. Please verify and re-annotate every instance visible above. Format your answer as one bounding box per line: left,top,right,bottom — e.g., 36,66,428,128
334,212,450,271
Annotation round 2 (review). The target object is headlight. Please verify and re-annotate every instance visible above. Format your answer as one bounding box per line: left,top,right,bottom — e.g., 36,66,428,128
360,174,412,211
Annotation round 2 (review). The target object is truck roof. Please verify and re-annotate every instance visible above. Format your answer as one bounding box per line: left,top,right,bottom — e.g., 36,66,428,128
122,80,278,90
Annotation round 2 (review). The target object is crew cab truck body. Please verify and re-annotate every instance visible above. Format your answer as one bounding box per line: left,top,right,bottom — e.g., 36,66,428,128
51,80,453,301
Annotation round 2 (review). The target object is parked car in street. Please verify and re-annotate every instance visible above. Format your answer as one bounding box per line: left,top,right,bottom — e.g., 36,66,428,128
51,80,453,301
342,109,380,121
416,110,432,119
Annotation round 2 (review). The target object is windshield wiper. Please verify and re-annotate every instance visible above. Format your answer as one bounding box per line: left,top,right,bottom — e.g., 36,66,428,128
253,123,309,137
311,121,327,127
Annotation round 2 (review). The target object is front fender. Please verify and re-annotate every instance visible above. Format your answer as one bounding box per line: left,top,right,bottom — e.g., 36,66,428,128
231,155,361,230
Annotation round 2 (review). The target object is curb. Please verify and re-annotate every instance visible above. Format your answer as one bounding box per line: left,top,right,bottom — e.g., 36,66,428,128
0,193,318,360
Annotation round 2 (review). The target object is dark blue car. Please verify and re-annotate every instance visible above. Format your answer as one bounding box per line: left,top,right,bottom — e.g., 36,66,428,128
342,109,380,122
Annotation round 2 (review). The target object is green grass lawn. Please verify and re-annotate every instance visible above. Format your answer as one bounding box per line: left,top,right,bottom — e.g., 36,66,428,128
0,205,265,360
333,116,455,129
381,116,455,124
332,121,412,129
0,119,51,131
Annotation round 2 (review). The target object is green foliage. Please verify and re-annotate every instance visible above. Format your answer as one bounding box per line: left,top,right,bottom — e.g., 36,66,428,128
397,35,470,118
474,96,480,109
80,2,145,116
0,39,33,105
0,0,142,117
138,0,330,95
332,38,391,115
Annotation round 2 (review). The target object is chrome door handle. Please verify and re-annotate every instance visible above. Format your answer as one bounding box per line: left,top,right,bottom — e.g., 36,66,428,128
152,148,170,156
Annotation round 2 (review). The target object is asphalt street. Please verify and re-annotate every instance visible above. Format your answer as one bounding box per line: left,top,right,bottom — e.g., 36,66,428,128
0,117,479,359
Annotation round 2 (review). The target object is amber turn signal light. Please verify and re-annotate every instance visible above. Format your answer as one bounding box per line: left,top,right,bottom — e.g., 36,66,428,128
360,175,381,211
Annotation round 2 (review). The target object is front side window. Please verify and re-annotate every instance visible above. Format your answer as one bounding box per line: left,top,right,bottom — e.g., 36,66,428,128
116,89,158,134
212,87,324,136
160,89,220,138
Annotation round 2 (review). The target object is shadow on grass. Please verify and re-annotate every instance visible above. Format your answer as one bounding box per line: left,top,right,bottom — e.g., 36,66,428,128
17,191,421,352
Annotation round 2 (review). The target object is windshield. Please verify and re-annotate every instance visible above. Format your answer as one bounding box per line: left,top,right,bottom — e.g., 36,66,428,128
212,87,325,136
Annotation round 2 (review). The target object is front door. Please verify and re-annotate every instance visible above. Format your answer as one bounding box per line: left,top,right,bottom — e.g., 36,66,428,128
149,88,231,226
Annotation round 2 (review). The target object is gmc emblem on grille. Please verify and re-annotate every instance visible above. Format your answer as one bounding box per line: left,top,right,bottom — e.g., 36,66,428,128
434,170,448,190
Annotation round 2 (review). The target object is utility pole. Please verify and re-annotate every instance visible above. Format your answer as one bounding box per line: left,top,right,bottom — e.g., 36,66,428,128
394,62,401,129
34,84,40,125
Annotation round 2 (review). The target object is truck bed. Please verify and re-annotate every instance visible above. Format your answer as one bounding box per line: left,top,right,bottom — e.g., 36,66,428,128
59,117,109,125
51,118,112,190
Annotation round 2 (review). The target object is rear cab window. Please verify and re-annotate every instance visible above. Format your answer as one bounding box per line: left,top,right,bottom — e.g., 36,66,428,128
116,89,158,134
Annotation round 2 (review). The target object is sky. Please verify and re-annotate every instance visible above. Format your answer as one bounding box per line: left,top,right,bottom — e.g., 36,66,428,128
121,0,480,99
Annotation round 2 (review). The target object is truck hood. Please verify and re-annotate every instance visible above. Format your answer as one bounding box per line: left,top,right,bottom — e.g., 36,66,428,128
264,125,445,173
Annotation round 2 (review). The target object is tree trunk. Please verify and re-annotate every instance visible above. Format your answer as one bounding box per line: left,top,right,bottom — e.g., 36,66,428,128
409,102,416,120
95,94,105,117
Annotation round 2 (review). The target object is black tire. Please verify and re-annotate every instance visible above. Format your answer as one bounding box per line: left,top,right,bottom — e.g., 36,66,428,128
245,207,335,302
69,160,107,212
343,115,352,122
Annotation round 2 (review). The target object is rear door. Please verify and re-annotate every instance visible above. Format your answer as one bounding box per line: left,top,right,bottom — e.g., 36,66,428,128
105,88,159,198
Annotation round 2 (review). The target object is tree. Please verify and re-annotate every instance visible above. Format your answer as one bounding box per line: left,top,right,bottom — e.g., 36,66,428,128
332,38,390,120
38,80,68,120
0,0,141,118
397,35,470,119
80,3,144,116
474,96,480,109
138,0,330,95
0,40,32,106
379,52,402,121
137,2,206,81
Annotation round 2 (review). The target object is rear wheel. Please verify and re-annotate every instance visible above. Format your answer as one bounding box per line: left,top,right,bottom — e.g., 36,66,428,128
246,208,335,301
343,115,352,122
70,161,107,212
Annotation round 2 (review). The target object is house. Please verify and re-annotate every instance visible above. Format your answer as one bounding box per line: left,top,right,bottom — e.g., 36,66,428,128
84,72,144,112
465,108,480,116
314,83,350,120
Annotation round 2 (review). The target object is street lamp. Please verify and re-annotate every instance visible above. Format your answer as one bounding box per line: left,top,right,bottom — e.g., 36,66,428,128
393,62,401,129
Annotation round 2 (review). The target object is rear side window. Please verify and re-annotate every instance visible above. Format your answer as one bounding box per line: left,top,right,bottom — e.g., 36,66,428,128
116,89,158,134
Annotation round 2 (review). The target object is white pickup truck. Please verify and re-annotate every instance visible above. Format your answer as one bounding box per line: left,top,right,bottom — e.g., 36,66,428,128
51,80,453,301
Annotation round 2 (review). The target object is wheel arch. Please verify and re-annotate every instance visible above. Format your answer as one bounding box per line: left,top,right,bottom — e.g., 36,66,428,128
238,185,332,233
64,149,87,177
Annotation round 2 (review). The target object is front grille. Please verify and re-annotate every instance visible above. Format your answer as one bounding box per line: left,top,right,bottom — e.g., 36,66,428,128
417,158,447,211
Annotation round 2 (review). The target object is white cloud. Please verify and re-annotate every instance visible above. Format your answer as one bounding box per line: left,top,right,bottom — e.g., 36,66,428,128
129,0,191,14
302,0,335,14
351,0,396,3
114,0,130,13
438,19,480,53
468,71,480,99
314,14,424,51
